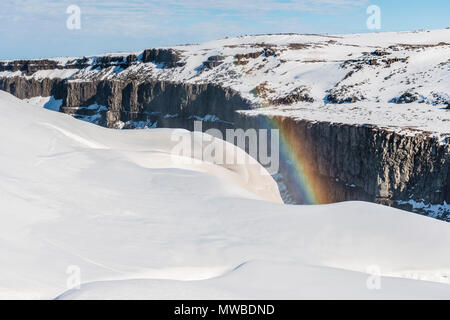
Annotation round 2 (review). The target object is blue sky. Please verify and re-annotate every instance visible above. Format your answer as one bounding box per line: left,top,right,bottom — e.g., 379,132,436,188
1,0,449,59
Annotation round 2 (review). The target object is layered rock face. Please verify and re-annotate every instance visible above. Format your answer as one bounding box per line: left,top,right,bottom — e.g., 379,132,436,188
0,76,251,125
61,80,250,127
0,77,65,99
236,115,450,211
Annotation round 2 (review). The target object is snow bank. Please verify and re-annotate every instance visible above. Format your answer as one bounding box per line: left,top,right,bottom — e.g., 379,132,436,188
0,91,449,299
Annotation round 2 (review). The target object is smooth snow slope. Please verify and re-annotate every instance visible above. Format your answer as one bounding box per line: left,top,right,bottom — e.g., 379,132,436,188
0,91,449,299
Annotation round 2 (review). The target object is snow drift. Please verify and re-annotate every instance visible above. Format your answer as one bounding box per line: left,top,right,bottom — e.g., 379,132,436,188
0,91,449,299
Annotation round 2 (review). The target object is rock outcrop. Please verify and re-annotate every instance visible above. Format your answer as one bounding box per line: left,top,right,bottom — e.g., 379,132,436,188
58,80,250,127
0,76,65,99
141,49,185,68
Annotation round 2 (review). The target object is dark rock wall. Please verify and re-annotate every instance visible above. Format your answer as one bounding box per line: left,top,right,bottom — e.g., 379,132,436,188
56,80,251,127
141,49,185,67
235,114,450,208
0,77,65,99
0,55,139,74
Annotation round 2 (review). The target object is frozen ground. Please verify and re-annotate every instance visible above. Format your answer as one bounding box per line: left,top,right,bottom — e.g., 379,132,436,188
0,91,449,299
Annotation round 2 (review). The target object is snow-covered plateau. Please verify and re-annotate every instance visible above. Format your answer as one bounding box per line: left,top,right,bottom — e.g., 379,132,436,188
1,28,449,137
1,91,450,300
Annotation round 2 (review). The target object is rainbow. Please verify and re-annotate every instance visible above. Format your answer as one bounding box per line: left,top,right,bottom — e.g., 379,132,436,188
262,115,329,205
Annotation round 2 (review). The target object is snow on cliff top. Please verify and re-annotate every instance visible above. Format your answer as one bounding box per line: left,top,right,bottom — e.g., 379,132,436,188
1,29,449,138
0,91,450,299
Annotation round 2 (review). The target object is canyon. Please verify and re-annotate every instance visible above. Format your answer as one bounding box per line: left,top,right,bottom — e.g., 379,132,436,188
1,30,449,219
